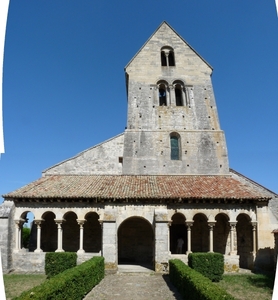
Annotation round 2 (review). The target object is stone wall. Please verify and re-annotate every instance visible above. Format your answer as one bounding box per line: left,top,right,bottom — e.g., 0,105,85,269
43,134,124,175
0,201,14,273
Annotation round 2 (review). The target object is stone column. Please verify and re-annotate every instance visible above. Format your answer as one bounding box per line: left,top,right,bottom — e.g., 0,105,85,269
34,219,44,253
77,220,85,254
251,222,257,255
208,222,215,252
167,221,172,253
229,222,237,255
55,220,64,252
186,221,193,254
14,219,24,252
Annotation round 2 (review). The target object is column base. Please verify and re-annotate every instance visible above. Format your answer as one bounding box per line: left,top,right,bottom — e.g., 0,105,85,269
55,249,65,252
34,249,43,253
77,249,85,254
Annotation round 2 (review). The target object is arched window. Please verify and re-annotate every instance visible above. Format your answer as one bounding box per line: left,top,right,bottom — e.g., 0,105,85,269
173,81,185,106
170,133,180,160
157,81,169,106
161,46,175,67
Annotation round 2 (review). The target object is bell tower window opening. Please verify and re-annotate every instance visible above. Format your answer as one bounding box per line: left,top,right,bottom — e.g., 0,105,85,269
161,46,175,67
168,51,175,66
173,81,185,106
159,87,167,106
170,133,181,160
161,51,167,66
175,87,182,106
157,81,169,106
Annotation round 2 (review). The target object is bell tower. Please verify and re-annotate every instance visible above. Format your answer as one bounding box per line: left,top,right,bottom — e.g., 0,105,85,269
122,22,229,175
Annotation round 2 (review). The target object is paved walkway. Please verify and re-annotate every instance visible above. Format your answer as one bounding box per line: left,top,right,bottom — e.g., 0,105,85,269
83,265,183,300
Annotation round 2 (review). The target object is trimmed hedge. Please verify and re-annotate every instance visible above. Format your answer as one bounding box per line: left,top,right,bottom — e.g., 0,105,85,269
169,259,235,300
188,252,224,282
14,256,104,300
45,252,77,278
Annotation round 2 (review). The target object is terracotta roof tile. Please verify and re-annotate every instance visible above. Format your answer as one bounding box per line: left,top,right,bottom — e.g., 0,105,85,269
2,175,270,200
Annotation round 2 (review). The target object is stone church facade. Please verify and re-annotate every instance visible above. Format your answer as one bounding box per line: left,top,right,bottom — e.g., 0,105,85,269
1,22,277,273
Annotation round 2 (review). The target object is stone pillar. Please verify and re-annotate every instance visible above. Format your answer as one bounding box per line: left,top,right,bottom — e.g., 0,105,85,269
186,221,193,254
77,220,85,254
154,209,169,272
251,222,257,255
34,219,44,253
14,219,24,253
55,220,64,252
102,220,117,271
229,222,237,255
208,222,215,252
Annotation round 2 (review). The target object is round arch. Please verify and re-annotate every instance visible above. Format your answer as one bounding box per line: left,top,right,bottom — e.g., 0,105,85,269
62,211,79,252
192,213,209,252
170,213,186,254
214,213,230,254
236,213,253,269
118,217,154,265
83,212,101,253
41,211,57,252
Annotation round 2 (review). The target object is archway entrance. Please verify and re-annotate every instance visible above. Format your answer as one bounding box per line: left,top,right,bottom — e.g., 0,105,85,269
118,217,154,265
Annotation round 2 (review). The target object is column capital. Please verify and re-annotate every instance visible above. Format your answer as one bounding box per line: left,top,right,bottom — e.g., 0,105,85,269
55,219,64,224
34,219,44,226
251,222,257,228
185,221,193,228
77,219,86,226
208,222,216,228
14,219,25,226
229,222,237,228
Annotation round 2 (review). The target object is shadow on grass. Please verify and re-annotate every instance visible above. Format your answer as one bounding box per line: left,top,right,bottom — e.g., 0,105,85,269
247,273,275,290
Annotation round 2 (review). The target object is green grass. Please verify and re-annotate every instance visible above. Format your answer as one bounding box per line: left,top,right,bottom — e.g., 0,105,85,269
214,273,275,300
3,274,46,300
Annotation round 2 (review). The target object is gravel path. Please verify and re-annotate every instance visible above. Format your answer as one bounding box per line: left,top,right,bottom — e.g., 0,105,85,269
83,272,183,300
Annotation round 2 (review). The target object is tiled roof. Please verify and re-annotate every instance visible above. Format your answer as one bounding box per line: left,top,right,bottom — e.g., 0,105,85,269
3,175,270,201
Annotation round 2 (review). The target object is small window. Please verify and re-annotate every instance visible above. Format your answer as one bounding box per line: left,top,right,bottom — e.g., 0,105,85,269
159,88,167,106
161,46,175,67
170,134,180,160
175,88,182,106
161,51,167,66
173,81,185,106
157,81,169,106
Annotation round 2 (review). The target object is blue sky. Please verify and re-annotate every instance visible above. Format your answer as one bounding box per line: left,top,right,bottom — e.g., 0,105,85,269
0,0,277,202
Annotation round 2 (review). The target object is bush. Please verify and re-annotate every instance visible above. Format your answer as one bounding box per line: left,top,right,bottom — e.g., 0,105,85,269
22,226,31,248
169,259,235,300
14,256,105,300
188,252,224,281
45,252,77,278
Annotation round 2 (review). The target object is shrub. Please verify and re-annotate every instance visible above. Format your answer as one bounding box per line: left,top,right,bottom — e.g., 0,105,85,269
169,259,235,300
188,252,224,281
22,226,31,248
14,256,105,300
45,252,77,278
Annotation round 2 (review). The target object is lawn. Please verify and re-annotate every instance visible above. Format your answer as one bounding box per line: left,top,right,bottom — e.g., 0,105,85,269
3,274,46,300
215,273,275,300
3,272,275,300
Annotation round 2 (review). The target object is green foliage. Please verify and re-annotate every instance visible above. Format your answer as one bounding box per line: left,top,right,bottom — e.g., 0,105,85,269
45,252,77,278
188,252,224,282
169,259,235,300
22,226,31,248
13,256,105,300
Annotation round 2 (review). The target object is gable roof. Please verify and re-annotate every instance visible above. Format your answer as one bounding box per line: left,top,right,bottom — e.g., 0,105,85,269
3,174,270,201
125,21,212,71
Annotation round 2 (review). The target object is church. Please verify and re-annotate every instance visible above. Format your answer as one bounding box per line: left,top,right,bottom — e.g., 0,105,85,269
1,21,277,273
